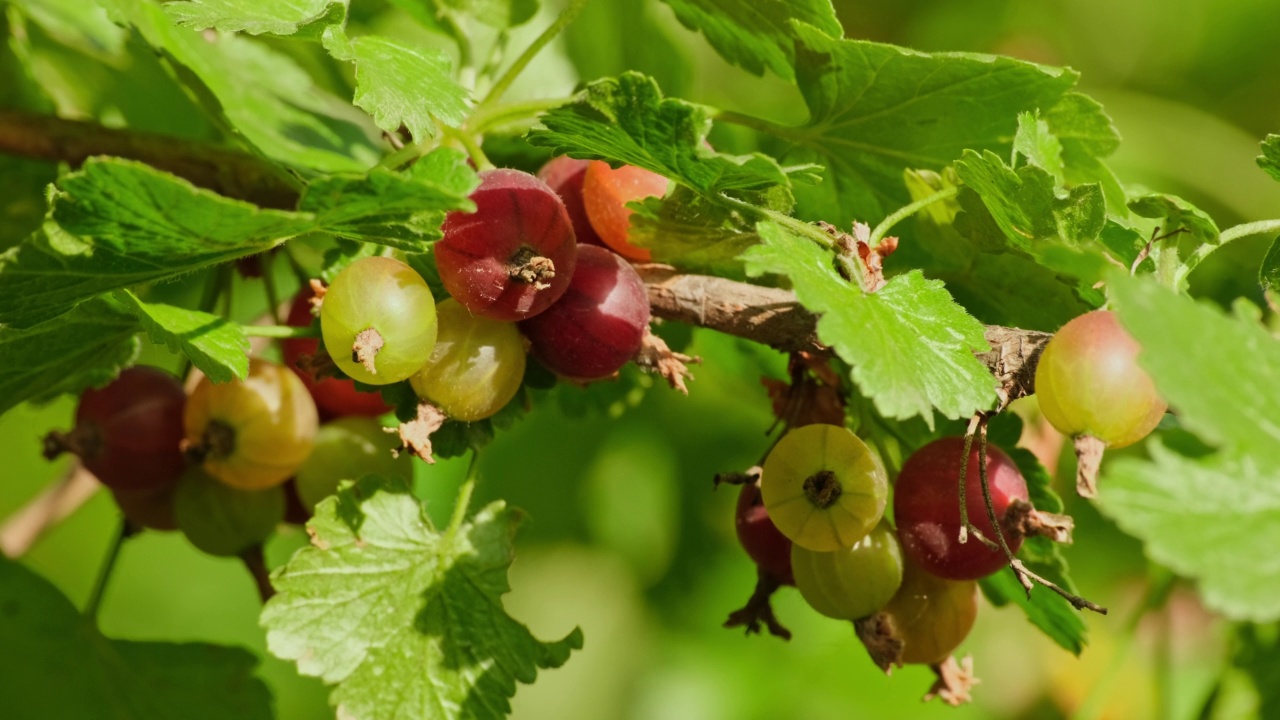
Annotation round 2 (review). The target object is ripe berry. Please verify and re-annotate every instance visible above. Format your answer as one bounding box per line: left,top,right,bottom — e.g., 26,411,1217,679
409,298,527,421
582,161,668,261
294,416,413,510
283,288,391,419
894,437,1028,581
537,156,605,248
518,245,650,380
320,256,439,385
44,366,186,491
184,359,319,490
734,478,794,585
111,484,178,531
792,522,903,620
1035,309,1167,449
174,466,284,557
437,169,578,321
760,424,888,552
882,559,978,665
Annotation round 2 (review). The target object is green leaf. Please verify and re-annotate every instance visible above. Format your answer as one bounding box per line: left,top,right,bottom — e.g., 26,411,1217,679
1043,93,1125,210
742,222,996,426
1260,236,1280,294
100,0,380,172
980,553,1085,655
656,0,841,81
166,0,345,36
300,148,479,249
0,159,314,328
262,475,582,719
563,0,693,99
323,29,470,143
115,291,249,383
1098,276,1280,620
0,558,272,719
628,189,759,278
1259,135,1280,183
1128,193,1219,246
0,299,140,416
528,72,816,200
1013,112,1065,181
784,23,1078,226
429,0,538,29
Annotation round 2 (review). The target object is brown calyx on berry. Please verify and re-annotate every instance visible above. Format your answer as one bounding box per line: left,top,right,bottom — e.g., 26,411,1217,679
508,245,555,289
295,349,340,382
42,424,102,462
390,402,448,464
183,419,235,465
633,326,699,394
1004,497,1074,544
353,328,384,375
723,566,791,640
924,655,979,706
854,612,905,672
1073,434,1107,498
803,469,841,508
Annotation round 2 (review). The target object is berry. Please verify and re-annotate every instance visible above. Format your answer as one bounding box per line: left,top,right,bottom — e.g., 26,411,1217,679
184,359,319,490
537,156,605,248
792,522,903,620
518,245,650,379
1035,309,1167,449
894,437,1028,581
294,416,413,510
760,424,888,552
734,478,794,585
882,559,978,665
581,161,668,261
174,466,284,557
409,298,527,421
44,366,186,491
320,256,439,385
111,484,178,531
437,169,578,321
283,288,392,419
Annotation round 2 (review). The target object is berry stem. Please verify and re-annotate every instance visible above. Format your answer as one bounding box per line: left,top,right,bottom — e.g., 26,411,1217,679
240,544,276,603
444,451,482,546
477,0,591,109
869,186,959,247
83,520,132,623
242,324,321,339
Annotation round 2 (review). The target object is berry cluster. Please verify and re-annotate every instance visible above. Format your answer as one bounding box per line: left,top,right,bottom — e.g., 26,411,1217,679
45,160,669,557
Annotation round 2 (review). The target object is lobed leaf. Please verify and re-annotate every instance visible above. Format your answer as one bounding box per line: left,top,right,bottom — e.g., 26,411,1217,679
0,158,314,328
656,0,842,81
627,190,758,278
0,558,273,719
1260,135,1280,183
742,222,996,426
262,475,582,720
116,290,250,383
1013,112,1065,182
166,0,345,36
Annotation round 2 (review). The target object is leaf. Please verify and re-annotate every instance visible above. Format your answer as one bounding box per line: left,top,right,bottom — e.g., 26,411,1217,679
262,475,582,719
0,299,140,416
166,0,345,36
628,190,758,278
528,72,816,200
300,149,478,249
1097,276,1280,620
115,291,249,383
323,29,471,143
563,0,693,100
1013,112,1065,181
980,553,1086,655
742,222,996,426
1260,135,1280,183
100,0,381,172
429,0,538,29
784,23,1078,226
1043,93,1125,209
0,159,314,328
1260,236,1280,294
0,558,272,719
656,0,842,81
1128,193,1220,246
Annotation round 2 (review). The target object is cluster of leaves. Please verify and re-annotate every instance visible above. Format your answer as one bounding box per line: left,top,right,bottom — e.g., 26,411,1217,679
3,0,1280,717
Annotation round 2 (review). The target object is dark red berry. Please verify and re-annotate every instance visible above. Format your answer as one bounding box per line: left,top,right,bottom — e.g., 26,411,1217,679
537,156,605,248
735,479,794,585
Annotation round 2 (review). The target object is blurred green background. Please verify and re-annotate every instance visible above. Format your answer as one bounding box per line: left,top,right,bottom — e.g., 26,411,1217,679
4,0,1280,718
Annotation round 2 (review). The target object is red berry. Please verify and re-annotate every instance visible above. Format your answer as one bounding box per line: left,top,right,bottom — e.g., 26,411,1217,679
734,479,794,585
537,156,605,248
519,245,650,379
894,437,1028,581
437,169,578,321
47,367,187,491
283,289,392,420
581,161,668,261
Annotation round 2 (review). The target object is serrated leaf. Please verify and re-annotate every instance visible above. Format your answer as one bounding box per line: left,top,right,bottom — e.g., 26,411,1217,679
1260,236,1280,294
1043,93,1125,209
301,148,478,249
0,558,272,719
628,190,758,278
980,551,1086,655
783,23,1077,226
101,0,380,172
1128,193,1219,246
656,0,841,81
323,29,470,143
742,222,996,425
528,72,816,200
430,0,538,29
0,159,314,328
0,299,140,415
116,291,249,383
1014,112,1064,181
166,0,345,36
262,475,581,719
1260,135,1280,183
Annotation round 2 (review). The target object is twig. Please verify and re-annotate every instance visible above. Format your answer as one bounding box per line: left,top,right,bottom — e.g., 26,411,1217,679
0,465,99,558
84,520,133,621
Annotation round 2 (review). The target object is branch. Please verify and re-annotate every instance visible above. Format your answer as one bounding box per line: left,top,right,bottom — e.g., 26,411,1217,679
0,110,299,209
0,465,100,558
